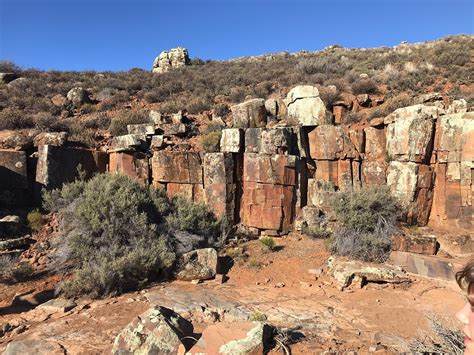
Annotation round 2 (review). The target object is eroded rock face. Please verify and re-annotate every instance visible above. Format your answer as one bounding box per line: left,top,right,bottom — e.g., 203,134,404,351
231,99,267,128
174,248,218,281
286,85,332,126
112,306,193,355
385,104,437,163
152,47,190,74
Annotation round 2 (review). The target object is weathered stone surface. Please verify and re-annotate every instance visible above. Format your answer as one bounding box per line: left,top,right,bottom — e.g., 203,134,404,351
286,85,332,126
166,183,204,202
150,135,165,150
385,104,436,163
389,251,456,281
152,47,190,74
243,153,297,186
4,340,65,355
36,145,108,189
265,98,278,116
447,99,468,114
386,161,418,204
0,149,27,189
308,178,336,209
152,151,202,185
0,215,22,236
127,123,155,135
361,160,387,186
110,134,144,152
109,152,149,185
245,128,296,155
37,298,77,313
112,306,193,355
0,130,37,150
33,132,68,147
392,234,438,255
66,87,90,106
174,248,218,281
204,153,235,219
308,125,358,160
220,128,243,153
327,256,410,289
435,112,474,163
186,321,272,355
241,182,295,231
364,127,386,160
231,99,267,128
50,94,67,106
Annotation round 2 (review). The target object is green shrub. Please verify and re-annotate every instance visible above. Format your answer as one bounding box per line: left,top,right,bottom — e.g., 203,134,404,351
200,124,222,153
328,186,401,262
166,196,221,241
259,236,276,252
27,209,44,232
109,110,150,136
44,173,223,298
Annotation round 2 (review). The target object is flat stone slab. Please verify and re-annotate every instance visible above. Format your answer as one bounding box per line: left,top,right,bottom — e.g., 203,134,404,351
3,339,65,355
388,251,457,281
37,298,77,313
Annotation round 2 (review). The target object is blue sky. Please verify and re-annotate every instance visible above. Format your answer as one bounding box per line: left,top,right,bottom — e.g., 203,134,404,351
0,0,473,71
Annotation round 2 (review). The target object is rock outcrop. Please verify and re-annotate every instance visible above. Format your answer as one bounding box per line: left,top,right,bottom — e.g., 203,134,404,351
152,47,190,73
0,85,472,234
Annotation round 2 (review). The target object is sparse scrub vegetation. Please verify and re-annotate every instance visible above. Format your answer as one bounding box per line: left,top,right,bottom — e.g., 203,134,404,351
259,236,276,252
27,209,44,232
0,256,34,283
0,36,470,137
200,124,222,152
43,173,223,298
301,225,331,239
328,186,401,262
108,110,150,136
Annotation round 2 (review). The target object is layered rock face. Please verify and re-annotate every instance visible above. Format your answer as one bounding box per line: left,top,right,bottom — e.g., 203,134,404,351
152,47,190,74
1,86,472,234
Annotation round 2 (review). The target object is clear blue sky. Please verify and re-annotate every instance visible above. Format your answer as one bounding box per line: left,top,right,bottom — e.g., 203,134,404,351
0,0,473,71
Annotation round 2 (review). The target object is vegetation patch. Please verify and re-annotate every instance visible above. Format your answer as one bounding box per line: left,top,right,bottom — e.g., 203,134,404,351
327,186,401,263
43,173,224,298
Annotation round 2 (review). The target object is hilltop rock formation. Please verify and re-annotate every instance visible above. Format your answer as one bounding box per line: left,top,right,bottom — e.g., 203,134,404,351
152,47,190,73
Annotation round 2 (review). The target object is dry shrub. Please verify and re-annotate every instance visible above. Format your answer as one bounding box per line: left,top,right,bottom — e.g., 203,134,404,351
328,186,401,262
108,110,150,136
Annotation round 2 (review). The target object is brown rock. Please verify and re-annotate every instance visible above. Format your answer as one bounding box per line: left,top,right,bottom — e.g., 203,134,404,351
109,152,149,185
231,98,267,128
174,248,218,281
152,151,202,185
33,132,68,147
185,321,272,355
50,94,67,107
391,234,438,255
4,340,65,355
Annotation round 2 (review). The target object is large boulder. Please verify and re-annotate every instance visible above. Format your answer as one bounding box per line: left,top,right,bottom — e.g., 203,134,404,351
231,99,267,129
385,104,438,163
386,161,418,205
220,128,243,153
152,47,190,74
0,129,37,150
285,85,332,126
174,248,218,281
112,306,194,355
66,87,90,107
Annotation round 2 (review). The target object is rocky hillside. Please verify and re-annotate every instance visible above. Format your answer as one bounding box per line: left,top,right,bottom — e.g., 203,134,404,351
0,35,472,146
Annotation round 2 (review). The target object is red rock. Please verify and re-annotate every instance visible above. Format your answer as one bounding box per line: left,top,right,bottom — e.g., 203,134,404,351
361,160,387,186
36,145,108,189
109,152,149,185
364,127,386,161
243,153,296,186
151,151,202,185
391,234,438,255
333,105,347,124
241,182,294,231
184,321,271,355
